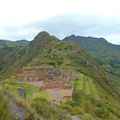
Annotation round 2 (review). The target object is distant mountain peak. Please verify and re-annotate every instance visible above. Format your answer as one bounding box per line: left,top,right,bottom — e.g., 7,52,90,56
34,31,49,38
64,35,109,45
16,39,29,45
17,39,28,42
69,34,76,37
28,31,58,52
32,31,51,44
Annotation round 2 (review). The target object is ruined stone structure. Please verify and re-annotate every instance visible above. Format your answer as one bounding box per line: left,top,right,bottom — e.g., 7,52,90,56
62,89,73,100
15,67,52,81
15,67,78,83
40,82,64,90
18,87,26,98
48,88,73,105
14,66,76,104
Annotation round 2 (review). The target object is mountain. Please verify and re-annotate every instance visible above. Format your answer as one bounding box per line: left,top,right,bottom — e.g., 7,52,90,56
16,39,29,45
64,35,120,96
0,39,29,47
0,32,120,120
64,35,120,66
0,39,28,78
0,39,18,48
64,35,120,60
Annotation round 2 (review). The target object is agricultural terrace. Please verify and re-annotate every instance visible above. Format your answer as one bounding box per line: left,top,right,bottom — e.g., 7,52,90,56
74,73,98,99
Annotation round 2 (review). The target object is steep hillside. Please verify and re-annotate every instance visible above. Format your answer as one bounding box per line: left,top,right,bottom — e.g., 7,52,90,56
64,35,120,62
64,35,120,71
0,32,120,119
2,32,59,78
64,35,120,96
0,41,27,78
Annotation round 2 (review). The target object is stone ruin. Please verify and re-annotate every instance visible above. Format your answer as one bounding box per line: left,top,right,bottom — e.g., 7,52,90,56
14,67,78,83
18,87,26,98
14,66,79,104
14,66,52,81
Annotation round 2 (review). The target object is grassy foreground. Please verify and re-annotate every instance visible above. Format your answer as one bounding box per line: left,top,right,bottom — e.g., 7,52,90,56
1,73,120,120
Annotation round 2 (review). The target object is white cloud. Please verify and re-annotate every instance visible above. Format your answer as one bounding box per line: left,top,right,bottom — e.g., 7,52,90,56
16,28,39,36
0,28,6,35
105,34,120,44
0,0,120,43
0,0,120,25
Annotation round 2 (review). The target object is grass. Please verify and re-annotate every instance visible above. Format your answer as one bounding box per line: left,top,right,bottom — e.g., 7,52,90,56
32,90,49,100
3,81,38,98
1,77,120,119
3,81,38,89
74,73,98,98
84,78,91,95
66,81,74,88
74,80,83,91
0,91,17,120
88,78,98,99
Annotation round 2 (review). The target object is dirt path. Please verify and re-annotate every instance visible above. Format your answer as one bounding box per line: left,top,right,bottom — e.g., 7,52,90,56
10,99,26,120
48,88,63,102
4,91,26,120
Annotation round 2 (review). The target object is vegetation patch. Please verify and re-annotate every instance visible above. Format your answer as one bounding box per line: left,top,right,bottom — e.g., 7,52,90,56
3,81,38,97
74,74,97,98
32,90,49,100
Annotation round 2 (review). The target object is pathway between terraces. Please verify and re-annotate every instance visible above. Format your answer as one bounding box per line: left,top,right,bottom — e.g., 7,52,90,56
0,86,25,120
3,90,26,120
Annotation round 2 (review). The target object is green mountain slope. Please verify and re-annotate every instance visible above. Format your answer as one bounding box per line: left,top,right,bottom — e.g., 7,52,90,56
0,41,27,78
0,39,29,47
64,35,120,97
0,32,120,119
64,35,120,65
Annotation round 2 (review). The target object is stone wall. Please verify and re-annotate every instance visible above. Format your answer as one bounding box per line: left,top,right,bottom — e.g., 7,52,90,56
15,67,78,82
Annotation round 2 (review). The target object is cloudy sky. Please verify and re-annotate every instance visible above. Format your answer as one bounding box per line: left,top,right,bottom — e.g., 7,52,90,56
0,0,120,44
